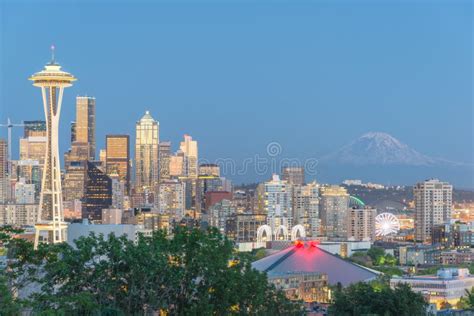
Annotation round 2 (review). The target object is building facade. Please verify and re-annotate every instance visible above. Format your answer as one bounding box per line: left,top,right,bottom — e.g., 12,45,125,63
157,180,185,222
83,161,112,222
225,213,267,243
265,174,293,238
179,135,198,179
390,268,474,309
158,141,171,182
282,166,305,186
75,96,96,160
209,199,235,234
0,139,7,203
135,111,159,192
320,185,349,239
414,179,453,243
347,207,376,241
292,181,320,237
106,135,130,195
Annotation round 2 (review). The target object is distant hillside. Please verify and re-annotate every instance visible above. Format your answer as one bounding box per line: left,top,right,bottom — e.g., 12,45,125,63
344,185,474,212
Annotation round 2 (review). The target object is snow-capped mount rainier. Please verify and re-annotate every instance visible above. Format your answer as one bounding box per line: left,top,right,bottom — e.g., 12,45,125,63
321,132,440,166
316,132,473,187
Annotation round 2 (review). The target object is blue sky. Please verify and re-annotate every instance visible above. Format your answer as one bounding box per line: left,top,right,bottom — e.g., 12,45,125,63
0,0,472,183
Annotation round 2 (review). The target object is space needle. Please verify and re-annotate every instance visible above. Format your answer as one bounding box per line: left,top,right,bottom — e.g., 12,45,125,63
29,46,76,248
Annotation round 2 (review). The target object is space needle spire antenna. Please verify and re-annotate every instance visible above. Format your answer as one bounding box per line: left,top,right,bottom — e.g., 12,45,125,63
50,44,55,64
29,46,76,248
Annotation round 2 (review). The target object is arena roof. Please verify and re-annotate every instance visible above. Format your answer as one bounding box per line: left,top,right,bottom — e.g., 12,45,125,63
252,242,380,286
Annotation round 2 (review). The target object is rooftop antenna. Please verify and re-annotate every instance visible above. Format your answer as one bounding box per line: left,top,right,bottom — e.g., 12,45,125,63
50,44,55,64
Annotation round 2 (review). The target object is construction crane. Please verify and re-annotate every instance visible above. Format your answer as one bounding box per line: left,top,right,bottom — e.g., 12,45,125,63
0,118,25,175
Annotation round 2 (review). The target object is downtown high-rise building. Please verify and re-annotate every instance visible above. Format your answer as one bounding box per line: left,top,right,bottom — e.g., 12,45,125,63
23,120,46,138
180,135,198,179
169,151,184,177
320,185,350,239
158,141,171,182
106,135,130,195
0,139,7,203
347,207,376,241
282,166,305,186
264,174,293,238
414,179,453,243
63,97,96,203
157,179,185,222
70,121,76,143
134,111,159,192
75,96,96,160
292,181,320,237
19,130,46,200
83,161,112,222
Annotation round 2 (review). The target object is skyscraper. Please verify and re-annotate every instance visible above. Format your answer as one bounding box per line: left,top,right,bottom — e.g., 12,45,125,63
19,134,46,200
347,207,376,241
75,96,96,160
180,135,198,179
70,121,76,143
282,166,305,186
23,120,46,137
169,151,184,177
292,181,320,237
414,179,453,243
135,111,159,192
158,141,171,182
158,179,185,222
0,139,7,204
106,135,130,195
29,49,76,247
63,161,86,202
264,174,293,238
83,161,112,222
199,163,220,177
320,185,349,239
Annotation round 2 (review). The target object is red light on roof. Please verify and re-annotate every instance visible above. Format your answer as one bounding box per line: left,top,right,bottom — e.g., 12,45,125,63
309,240,320,248
294,240,304,248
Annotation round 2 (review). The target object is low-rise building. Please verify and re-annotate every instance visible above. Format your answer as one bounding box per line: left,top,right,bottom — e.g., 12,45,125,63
269,271,330,303
440,250,474,265
398,245,441,266
225,213,266,243
390,268,474,310
0,204,38,226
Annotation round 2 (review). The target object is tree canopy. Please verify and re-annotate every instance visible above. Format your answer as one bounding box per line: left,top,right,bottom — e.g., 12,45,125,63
329,279,428,316
2,226,304,315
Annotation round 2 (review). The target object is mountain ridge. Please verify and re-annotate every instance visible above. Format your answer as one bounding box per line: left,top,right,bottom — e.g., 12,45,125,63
320,132,472,167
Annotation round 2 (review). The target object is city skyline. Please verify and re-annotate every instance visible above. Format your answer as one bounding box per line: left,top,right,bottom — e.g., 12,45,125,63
1,0,472,187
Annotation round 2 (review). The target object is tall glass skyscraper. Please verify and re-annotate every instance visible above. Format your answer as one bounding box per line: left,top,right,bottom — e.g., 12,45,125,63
179,134,198,179
75,96,96,160
106,135,130,195
134,111,159,192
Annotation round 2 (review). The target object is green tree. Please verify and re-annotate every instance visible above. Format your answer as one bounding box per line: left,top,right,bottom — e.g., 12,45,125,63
458,288,474,309
367,246,386,266
6,226,303,315
329,281,427,316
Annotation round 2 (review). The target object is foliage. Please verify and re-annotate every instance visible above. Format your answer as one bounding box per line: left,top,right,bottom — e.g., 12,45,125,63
458,288,474,309
328,281,428,316
252,248,267,261
0,275,21,316
0,226,28,315
366,246,397,266
3,226,304,315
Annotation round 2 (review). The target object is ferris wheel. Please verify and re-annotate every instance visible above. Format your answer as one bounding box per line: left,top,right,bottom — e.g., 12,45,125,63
375,213,400,236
